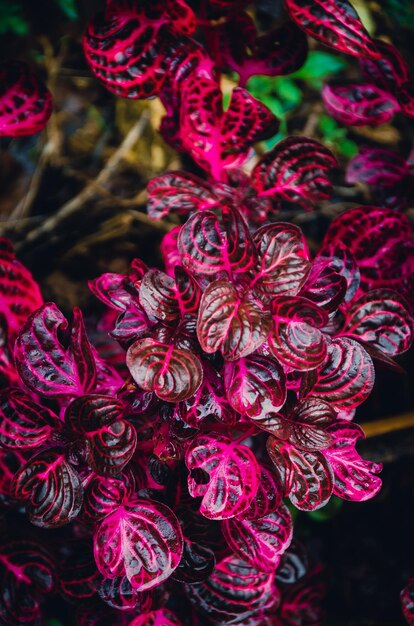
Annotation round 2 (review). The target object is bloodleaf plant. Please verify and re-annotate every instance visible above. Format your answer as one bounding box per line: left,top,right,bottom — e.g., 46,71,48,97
1,0,414,624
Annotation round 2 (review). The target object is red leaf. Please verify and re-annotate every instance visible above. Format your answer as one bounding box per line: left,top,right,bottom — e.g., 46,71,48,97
322,83,400,126
186,435,260,520
267,437,334,511
197,279,270,361
284,0,380,59
129,610,182,626
401,580,414,626
147,172,218,220
251,137,337,211
243,465,283,520
82,471,136,523
94,498,183,591
126,337,202,402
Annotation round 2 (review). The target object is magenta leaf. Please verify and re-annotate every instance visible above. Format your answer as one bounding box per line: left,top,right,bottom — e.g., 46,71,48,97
179,76,278,177
317,243,361,304
301,337,375,410
147,171,218,220
139,269,179,321
323,421,382,501
0,62,52,137
251,223,310,298
278,568,326,626
402,580,414,625
269,296,329,371
83,1,196,99
94,498,183,591
0,239,43,338
222,502,293,572
171,538,216,584
284,0,379,59
322,83,400,126
224,355,286,419
14,303,96,397
186,435,260,520
161,226,181,277
82,472,135,523
267,437,334,511
0,388,61,449
197,279,270,361
89,273,135,312
0,541,55,625
129,609,182,626
98,576,152,611
186,555,278,623
251,137,337,211
0,448,29,500
60,549,99,601
259,398,335,451
299,259,347,314
342,290,413,356
126,337,202,402
12,450,83,527
178,207,256,277
243,465,283,520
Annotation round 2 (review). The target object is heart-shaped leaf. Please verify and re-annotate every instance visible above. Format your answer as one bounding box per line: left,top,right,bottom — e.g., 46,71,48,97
250,137,337,211
197,280,270,361
12,450,83,527
222,502,293,572
139,269,179,321
186,435,260,520
129,609,182,626
147,171,218,220
0,388,61,449
224,355,286,419
269,296,329,371
0,62,52,137
126,337,202,402
322,421,382,501
94,498,183,591
267,437,334,511
171,538,216,584
82,472,135,523
251,223,310,297
299,259,347,314
98,575,153,611
243,465,283,520
14,304,96,397
284,0,380,59
322,83,400,126
259,398,335,451
301,337,375,410
178,207,256,277
342,290,413,356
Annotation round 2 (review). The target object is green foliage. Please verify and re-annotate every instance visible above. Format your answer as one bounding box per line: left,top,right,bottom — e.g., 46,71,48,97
54,0,79,21
384,0,414,29
0,2,28,36
291,51,348,90
318,114,358,158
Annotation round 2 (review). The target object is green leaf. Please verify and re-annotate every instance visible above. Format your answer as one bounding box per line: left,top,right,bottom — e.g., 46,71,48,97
337,138,358,158
274,78,303,110
384,0,414,29
0,2,29,36
54,0,78,20
292,51,348,89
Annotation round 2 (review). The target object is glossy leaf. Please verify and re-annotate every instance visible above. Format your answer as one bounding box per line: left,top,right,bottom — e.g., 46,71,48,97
222,502,293,572
126,337,203,402
129,609,182,626
284,0,380,59
0,62,52,137
94,498,183,591
12,450,83,527
224,355,286,419
14,303,96,397
244,465,283,520
322,83,400,126
186,435,260,520
251,137,337,211
402,580,414,626
269,296,329,371
267,437,334,511
171,538,216,584
323,421,382,501
82,472,135,523
301,337,375,410
197,279,270,361
98,576,152,612
147,171,218,220
300,259,347,314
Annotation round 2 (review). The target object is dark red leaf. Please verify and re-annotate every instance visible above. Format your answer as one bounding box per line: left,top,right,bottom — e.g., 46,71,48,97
147,172,218,220
12,450,83,527
82,472,135,523
322,83,400,126
171,538,216,584
98,576,152,611
222,502,293,572
301,337,375,410
251,223,310,298
402,580,414,626
323,421,382,501
0,62,52,137
317,243,361,304
284,0,380,59
361,39,411,95
129,609,182,626
267,437,334,511
251,137,337,211
139,269,179,321
224,355,286,419
14,303,96,397
269,296,329,371
94,498,183,591
299,259,347,314
186,435,260,519
126,337,203,402
60,549,99,601
278,567,326,626
197,279,270,360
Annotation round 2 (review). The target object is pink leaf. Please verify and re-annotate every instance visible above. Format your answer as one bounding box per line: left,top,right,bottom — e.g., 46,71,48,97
299,259,347,314
82,471,136,523
401,580,414,625
323,421,382,501
129,609,182,626
284,0,380,59
147,172,218,220
93,498,183,591
186,435,260,520
197,279,270,361
267,437,334,511
322,83,400,126
251,137,337,211
126,337,203,402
